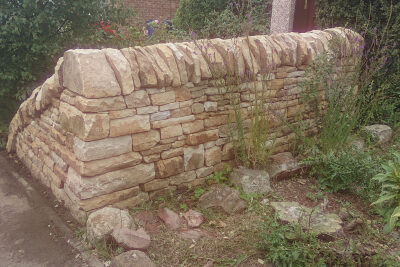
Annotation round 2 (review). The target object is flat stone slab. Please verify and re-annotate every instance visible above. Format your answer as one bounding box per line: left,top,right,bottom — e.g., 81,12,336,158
266,152,301,180
178,229,210,241
198,184,248,214
270,201,343,235
363,124,393,144
111,227,151,251
86,207,132,246
230,167,272,195
111,250,156,267
158,208,183,230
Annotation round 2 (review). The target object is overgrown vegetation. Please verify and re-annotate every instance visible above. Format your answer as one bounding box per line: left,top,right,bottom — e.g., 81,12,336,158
372,152,400,233
316,0,400,127
175,0,272,38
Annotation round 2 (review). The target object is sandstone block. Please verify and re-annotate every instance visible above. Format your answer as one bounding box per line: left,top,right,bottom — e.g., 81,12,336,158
196,166,214,178
59,102,109,141
184,145,204,171
141,179,170,192
77,152,142,177
170,171,196,185
102,48,135,95
161,125,183,139
66,163,155,199
133,48,158,88
151,115,195,128
175,87,192,101
120,48,141,89
110,115,150,137
161,147,184,159
75,95,126,112
111,227,151,251
63,49,121,98
73,136,132,162
132,130,160,151
112,192,149,210
124,90,150,108
155,44,181,87
205,146,222,166
109,109,136,120
192,103,204,114
204,101,218,112
155,156,184,178
186,130,219,146
205,115,226,128
150,111,170,121
182,120,204,134
150,91,175,106
137,106,158,115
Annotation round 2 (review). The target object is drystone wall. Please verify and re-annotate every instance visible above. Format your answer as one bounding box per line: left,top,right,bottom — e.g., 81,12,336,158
7,28,363,224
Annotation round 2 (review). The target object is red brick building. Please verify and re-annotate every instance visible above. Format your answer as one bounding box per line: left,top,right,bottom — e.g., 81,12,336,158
123,0,181,21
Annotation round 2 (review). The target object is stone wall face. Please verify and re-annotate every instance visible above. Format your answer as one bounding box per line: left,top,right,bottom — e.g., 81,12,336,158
7,28,363,224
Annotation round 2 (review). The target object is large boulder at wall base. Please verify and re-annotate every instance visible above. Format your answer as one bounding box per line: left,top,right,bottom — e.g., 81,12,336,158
198,184,248,214
230,167,272,194
363,124,393,144
270,201,343,236
266,152,301,180
86,207,133,246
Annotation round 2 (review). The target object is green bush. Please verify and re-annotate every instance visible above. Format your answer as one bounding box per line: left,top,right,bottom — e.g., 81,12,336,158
0,0,134,101
303,149,380,194
372,152,400,233
316,0,400,127
174,0,230,33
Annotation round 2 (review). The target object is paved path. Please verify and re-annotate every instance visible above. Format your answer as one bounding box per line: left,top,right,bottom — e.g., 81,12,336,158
0,151,89,267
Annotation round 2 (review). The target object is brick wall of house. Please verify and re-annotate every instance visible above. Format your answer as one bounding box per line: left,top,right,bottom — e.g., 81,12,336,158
124,0,181,21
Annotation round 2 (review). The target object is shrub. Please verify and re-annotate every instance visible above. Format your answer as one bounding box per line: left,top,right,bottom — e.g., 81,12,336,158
174,0,230,33
304,149,380,194
372,152,400,233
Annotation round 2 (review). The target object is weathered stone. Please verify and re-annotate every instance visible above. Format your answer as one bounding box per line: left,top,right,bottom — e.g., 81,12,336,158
149,186,177,200
141,179,170,192
150,91,176,106
205,115,226,128
132,130,160,151
86,207,132,245
65,185,140,211
171,107,192,118
176,43,202,84
63,49,121,98
124,90,151,108
230,167,272,195
178,229,209,241
186,130,219,145
184,145,204,171
363,124,393,144
110,115,150,137
120,48,141,89
266,152,301,180
150,111,170,121
196,166,214,178
59,102,109,141
73,135,132,162
204,101,218,112
175,87,192,101
158,146,183,159
144,45,173,87
155,44,181,87
111,250,156,267
183,210,205,228
137,106,158,115
170,170,196,185
66,163,155,199
109,109,136,120
151,115,195,129
102,48,135,95
75,95,126,112
205,146,222,167
182,120,204,134
158,208,182,230
160,102,179,111
270,202,343,235
192,103,204,114
136,47,166,88
113,192,150,210
198,184,248,214
161,125,183,139
133,48,158,88
156,156,184,178
111,227,151,251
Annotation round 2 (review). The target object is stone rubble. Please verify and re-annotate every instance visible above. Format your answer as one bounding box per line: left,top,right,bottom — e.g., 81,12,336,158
230,167,272,194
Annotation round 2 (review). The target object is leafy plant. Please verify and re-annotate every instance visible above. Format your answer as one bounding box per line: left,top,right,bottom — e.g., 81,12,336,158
207,165,232,184
193,187,206,199
372,151,400,233
303,149,379,194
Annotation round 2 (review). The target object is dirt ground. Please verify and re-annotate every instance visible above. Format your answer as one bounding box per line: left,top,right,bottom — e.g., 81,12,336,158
0,150,93,267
